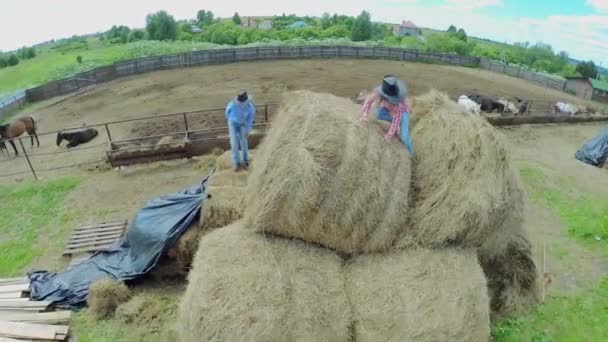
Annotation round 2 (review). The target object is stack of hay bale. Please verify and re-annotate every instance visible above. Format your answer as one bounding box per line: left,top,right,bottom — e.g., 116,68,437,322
178,91,540,341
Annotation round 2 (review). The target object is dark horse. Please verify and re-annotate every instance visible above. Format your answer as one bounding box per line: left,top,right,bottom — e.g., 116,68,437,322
0,138,7,154
0,116,40,155
56,128,99,148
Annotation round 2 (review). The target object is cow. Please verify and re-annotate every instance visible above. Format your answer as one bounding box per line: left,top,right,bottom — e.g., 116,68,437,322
457,95,481,115
497,98,519,115
554,102,579,115
468,94,505,113
56,128,99,148
515,97,529,114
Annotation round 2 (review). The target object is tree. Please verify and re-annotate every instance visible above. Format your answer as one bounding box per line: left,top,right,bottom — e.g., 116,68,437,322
576,61,599,79
128,29,146,42
146,11,178,41
457,28,467,41
26,47,36,59
372,23,389,40
447,25,457,33
76,55,83,64
7,54,19,66
232,12,242,25
197,10,207,23
0,55,7,68
351,11,372,42
320,12,331,29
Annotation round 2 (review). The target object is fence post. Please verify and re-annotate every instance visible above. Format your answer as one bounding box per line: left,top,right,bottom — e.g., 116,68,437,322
19,139,37,181
105,123,112,142
183,113,189,132
264,105,268,122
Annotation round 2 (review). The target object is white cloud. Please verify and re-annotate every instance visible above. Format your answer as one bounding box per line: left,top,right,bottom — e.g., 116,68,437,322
587,0,608,12
444,0,504,9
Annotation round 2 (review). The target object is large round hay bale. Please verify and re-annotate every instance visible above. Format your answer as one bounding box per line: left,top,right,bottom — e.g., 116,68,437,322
478,170,540,317
208,169,249,187
399,90,515,248
87,279,132,319
245,91,411,255
201,186,246,229
346,248,490,342
178,224,350,342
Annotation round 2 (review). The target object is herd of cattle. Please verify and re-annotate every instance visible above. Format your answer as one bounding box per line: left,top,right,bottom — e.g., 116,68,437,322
457,94,592,116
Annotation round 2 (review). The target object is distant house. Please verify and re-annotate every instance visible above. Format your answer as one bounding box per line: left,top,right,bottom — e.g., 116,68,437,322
393,20,422,36
288,21,309,29
241,17,273,30
564,77,608,103
190,25,202,34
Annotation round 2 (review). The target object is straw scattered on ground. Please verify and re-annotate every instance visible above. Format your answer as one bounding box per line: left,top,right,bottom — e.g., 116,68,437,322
87,279,133,319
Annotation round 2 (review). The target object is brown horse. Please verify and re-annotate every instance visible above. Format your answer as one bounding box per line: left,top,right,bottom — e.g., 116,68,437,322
0,116,40,155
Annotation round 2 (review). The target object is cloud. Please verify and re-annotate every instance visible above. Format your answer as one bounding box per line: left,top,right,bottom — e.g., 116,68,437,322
587,0,608,12
443,0,504,9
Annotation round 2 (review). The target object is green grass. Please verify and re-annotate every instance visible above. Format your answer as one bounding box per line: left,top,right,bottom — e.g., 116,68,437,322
492,167,608,341
0,177,81,276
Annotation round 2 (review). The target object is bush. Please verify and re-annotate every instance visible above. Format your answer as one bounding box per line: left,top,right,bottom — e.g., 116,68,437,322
76,55,83,64
177,32,193,41
146,11,178,41
128,29,146,42
0,55,6,68
7,54,19,66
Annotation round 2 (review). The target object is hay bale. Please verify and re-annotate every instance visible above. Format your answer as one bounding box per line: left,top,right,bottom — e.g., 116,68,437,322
201,186,246,229
410,90,459,126
245,91,411,255
216,150,255,171
87,279,132,319
178,224,350,342
346,248,490,342
478,170,540,317
208,169,249,187
399,90,516,248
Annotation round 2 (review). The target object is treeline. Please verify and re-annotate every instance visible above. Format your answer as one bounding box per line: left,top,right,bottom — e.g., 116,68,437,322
0,46,37,69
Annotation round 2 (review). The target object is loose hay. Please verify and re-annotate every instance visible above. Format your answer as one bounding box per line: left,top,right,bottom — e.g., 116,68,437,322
478,170,540,317
216,150,255,171
178,224,350,342
116,294,172,326
87,279,132,319
245,91,412,255
400,90,516,248
201,186,246,229
208,169,249,187
347,248,490,342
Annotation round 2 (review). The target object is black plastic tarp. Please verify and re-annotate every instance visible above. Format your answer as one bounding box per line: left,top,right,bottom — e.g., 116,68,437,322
28,178,208,309
575,126,608,167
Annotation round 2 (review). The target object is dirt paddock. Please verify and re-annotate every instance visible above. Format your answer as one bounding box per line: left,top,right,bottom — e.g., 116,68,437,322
0,59,595,180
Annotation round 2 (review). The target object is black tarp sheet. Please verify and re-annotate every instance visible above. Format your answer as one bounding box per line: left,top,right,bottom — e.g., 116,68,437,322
28,178,208,309
575,126,608,167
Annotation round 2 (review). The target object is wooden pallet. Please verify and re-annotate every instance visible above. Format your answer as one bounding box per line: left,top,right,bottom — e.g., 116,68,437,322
0,277,71,341
62,219,127,256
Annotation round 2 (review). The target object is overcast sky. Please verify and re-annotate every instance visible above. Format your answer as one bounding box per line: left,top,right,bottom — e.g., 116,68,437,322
0,0,607,66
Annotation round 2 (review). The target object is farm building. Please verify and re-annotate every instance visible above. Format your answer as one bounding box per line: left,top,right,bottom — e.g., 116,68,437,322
564,77,608,103
242,17,273,30
393,20,422,36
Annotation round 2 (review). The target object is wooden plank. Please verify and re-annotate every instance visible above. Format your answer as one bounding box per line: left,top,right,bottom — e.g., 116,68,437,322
0,320,67,340
0,299,28,303
0,285,28,294
0,311,71,325
65,236,121,249
66,234,122,246
0,301,50,310
69,230,123,241
62,244,114,256
0,293,24,300
72,226,126,235
73,220,126,231
0,337,22,342
0,279,27,286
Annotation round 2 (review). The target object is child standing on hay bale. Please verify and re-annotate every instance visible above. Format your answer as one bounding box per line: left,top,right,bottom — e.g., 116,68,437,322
361,75,414,155
225,90,256,172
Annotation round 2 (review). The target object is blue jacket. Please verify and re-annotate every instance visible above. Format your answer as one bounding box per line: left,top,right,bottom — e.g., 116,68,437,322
225,99,256,131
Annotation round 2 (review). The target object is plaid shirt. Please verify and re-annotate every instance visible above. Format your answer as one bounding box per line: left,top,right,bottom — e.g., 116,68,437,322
361,93,412,140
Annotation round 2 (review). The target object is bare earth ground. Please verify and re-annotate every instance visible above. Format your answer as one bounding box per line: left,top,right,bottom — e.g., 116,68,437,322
0,59,593,181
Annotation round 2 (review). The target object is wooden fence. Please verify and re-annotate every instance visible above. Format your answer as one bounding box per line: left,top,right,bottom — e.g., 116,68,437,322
0,91,26,120
479,59,566,90
24,46,481,102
